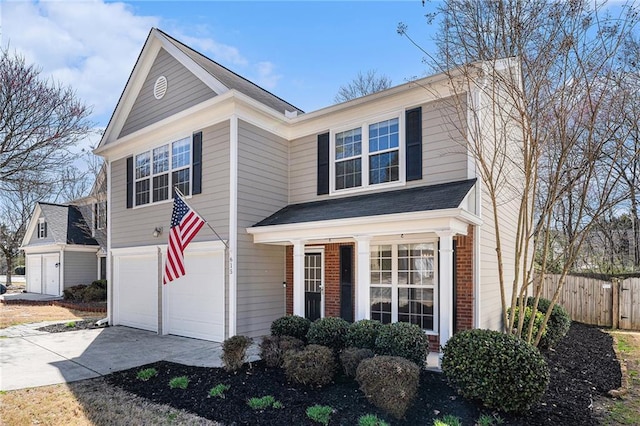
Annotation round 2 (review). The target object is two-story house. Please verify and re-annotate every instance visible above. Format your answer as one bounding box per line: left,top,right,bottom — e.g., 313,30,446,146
95,28,520,351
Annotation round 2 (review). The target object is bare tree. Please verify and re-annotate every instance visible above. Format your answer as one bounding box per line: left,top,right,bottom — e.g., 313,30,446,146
334,69,392,103
399,0,640,345
0,48,92,189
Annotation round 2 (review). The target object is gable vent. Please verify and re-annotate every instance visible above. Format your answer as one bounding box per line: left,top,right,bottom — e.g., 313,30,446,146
153,76,168,100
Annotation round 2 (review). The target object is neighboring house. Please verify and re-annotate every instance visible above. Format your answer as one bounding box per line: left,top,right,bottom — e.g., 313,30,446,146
94,28,521,350
21,169,108,296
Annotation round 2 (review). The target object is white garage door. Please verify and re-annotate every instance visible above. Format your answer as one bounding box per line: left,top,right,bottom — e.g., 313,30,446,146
113,251,158,332
165,247,225,342
26,255,42,293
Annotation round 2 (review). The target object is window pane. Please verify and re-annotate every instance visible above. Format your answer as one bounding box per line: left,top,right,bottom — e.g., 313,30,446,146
369,118,399,153
305,253,322,293
135,152,150,179
335,128,362,160
335,158,361,190
135,179,150,206
172,168,190,197
398,288,434,330
369,151,399,184
370,287,392,324
153,174,169,202
398,243,435,286
172,138,191,169
153,145,169,174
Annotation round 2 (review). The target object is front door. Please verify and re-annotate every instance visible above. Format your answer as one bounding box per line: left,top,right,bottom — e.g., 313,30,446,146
43,254,60,296
304,252,323,321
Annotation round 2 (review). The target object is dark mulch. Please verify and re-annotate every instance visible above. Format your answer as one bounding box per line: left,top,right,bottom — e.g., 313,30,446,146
37,319,105,333
105,323,621,425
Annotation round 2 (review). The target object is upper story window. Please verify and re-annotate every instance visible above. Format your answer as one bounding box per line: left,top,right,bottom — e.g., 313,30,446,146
94,201,107,230
134,136,191,207
332,115,403,193
37,218,47,239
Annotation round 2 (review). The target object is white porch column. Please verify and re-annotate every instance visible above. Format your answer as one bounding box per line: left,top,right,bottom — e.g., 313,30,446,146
292,240,306,317
437,231,455,350
354,236,372,321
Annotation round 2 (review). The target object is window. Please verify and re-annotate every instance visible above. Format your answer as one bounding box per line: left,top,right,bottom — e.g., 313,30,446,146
37,218,47,239
369,242,437,332
95,201,107,230
333,115,402,192
134,136,191,207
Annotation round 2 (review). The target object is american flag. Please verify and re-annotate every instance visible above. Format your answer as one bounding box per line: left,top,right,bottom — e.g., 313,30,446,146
163,194,205,284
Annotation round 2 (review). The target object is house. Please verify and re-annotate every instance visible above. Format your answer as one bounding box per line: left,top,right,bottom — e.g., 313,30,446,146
94,28,521,350
20,170,108,296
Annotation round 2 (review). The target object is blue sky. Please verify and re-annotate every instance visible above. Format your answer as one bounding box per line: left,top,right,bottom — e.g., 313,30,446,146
2,0,440,145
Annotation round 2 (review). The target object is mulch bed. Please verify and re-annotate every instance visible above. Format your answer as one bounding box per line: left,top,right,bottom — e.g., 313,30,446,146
105,322,622,425
37,319,105,333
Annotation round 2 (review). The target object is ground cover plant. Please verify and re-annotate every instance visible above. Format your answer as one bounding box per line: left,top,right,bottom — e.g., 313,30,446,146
105,322,623,425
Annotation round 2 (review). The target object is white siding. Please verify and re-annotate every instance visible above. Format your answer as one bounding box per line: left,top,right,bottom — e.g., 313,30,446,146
236,119,288,337
63,251,98,288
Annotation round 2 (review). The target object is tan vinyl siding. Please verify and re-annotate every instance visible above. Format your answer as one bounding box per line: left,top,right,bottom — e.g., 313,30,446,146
110,121,230,248
288,96,469,204
63,251,98,288
119,48,217,138
236,119,288,337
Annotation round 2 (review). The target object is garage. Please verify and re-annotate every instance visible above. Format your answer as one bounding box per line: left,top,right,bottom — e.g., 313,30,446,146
26,253,60,296
112,241,226,341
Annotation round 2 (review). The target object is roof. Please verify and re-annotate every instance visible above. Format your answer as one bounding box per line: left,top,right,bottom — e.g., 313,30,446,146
253,179,477,227
36,203,99,246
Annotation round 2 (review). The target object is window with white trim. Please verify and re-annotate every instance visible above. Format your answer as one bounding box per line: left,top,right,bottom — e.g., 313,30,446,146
370,242,437,331
37,218,47,239
95,201,107,230
332,115,402,192
134,137,191,206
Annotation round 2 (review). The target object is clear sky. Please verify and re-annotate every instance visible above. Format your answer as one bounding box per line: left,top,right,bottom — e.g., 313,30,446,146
2,0,441,146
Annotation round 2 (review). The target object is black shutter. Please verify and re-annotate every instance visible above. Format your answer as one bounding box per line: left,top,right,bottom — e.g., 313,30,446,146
317,132,330,195
405,107,423,181
192,131,203,195
94,203,98,229
126,156,133,209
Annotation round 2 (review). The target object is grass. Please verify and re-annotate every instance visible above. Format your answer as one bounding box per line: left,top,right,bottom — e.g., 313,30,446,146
0,304,102,329
208,383,230,398
247,395,283,410
603,331,640,426
136,367,158,381
168,376,190,389
306,404,334,425
433,414,462,426
358,414,389,426
65,321,77,328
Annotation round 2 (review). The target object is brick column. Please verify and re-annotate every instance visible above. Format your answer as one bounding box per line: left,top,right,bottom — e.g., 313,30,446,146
454,225,474,332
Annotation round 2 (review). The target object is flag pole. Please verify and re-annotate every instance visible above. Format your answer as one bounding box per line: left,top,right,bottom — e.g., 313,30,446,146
174,187,229,249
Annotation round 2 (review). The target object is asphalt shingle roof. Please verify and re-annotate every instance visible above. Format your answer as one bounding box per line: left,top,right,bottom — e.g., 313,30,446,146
253,179,477,227
36,203,99,246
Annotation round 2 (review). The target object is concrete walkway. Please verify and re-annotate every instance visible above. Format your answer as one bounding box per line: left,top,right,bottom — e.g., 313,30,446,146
0,323,260,391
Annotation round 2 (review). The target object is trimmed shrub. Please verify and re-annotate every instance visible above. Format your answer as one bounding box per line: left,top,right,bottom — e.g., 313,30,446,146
340,347,374,377
356,356,420,419
508,306,546,343
441,329,550,413
221,335,253,372
374,322,429,366
527,296,571,348
91,279,107,290
271,315,311,341
345,319,382,350
283,344,336,387
259,335,304,368
306,317,350,352
63,284,87,301
82,285,107,302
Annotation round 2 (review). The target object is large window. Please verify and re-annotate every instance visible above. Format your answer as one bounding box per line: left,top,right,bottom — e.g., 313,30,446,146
370,242,437,332
333,116,401,192
134,136,191,207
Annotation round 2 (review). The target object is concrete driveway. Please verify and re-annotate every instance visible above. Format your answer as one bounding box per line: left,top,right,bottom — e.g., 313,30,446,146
0,324,258,391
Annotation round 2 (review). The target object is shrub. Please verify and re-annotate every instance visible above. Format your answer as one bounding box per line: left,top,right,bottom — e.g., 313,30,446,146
434,415,462,426
82,285,107,302
247,395,282,410
271,315,311,341
358,414,389,426
306,317,350,352
91,279,108,290
221,335,253,372
168,376,189,389
63,284,87,301
283,344,336,387
441,329,549,412
259,335,304,368
340,347,374,378
374,322,429,366
508,306,546,343
356,356,420,419
527,296,571,348
306,405,334,425
208,383,230,398
14,266,25,275
345,319,382,350
136,367,158,381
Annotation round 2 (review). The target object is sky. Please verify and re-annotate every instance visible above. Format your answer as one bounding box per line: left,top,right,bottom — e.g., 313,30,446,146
1,0,441,150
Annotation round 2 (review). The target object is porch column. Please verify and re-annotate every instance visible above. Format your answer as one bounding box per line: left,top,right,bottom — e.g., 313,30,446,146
355,236,372,321
292,239,306,317
437,231,455,350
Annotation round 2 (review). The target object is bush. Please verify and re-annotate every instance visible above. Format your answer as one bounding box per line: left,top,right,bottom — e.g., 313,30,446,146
221,335,253,372
356,356,420,419
63,284,87,301
306,317,350,352
259,335,304,368
441,329,550,412
283,344,336,387
374,322,429,366
340,347,374,378
306,405,334,425
527,297,571,348
345,319,382,350
91,279,107,290
14,266,25,275
82,285,107,302
508,306,546,343
271,315,311,341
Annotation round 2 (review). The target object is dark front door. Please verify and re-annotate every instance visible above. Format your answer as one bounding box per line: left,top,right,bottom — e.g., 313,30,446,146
340,245,354,322
305,252,322,321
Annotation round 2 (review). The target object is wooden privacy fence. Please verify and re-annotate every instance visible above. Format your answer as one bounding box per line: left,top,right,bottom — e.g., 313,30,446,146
538,274,640,331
